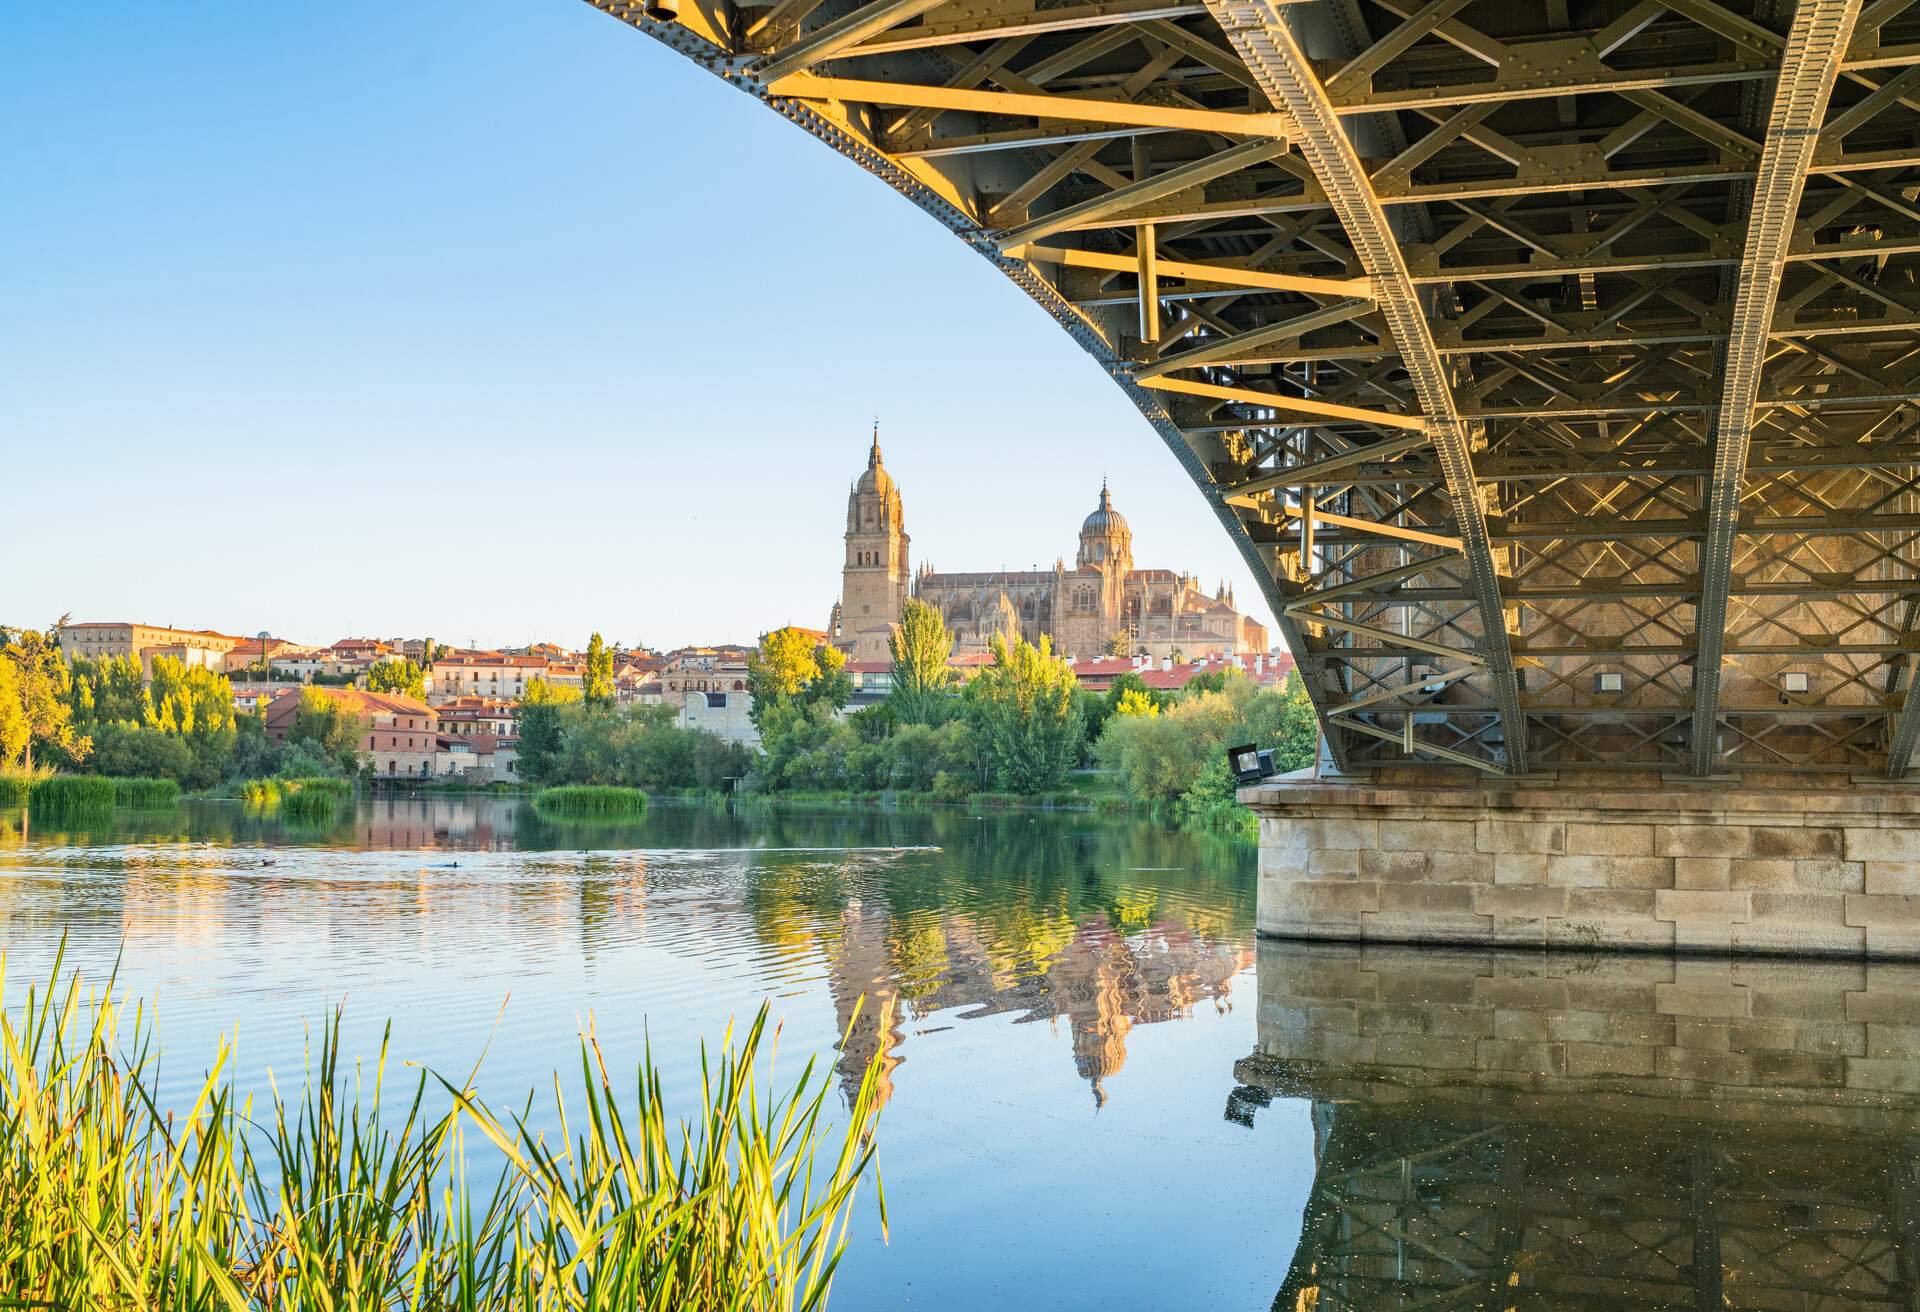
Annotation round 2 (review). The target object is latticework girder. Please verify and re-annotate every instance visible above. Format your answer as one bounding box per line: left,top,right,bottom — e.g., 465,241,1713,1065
590,0,1920,777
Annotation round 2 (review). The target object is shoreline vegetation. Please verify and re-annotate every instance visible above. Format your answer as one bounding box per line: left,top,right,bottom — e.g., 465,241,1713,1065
0,952,888,1309
2,614,1313,841
515,611,1315,842
532,783,649,815
238,774,354,822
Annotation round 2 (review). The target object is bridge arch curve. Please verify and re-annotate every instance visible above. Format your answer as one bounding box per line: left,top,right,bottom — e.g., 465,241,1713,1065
592,0,1920,779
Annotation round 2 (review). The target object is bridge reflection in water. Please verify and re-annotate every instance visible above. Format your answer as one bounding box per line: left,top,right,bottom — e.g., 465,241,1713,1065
1235,943,1920,1311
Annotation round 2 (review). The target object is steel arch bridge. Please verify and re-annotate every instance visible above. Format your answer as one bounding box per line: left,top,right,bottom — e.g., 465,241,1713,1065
589,0,1920,778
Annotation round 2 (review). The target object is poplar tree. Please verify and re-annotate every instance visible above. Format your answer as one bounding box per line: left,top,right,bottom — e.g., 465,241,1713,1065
584,633,616,706
886,599,954,726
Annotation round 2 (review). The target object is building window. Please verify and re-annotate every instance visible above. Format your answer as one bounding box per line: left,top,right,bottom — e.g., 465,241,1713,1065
707,692,727,708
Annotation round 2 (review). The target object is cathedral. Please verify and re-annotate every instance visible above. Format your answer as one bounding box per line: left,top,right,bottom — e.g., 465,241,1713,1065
828,432,1270,664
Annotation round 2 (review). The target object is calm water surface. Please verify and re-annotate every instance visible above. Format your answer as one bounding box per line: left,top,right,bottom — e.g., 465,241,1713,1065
5,796,1920,1309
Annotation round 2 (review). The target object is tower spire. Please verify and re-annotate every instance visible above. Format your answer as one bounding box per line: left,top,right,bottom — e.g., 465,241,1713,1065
870,417,882,467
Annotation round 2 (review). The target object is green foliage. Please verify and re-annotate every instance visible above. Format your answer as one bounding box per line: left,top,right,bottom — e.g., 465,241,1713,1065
1271,670,1320,772
240,775,351,810
0,956,887,1310
533,784,649,815
24,775,116,817
515,677,584,782
1095,669,1317,831
61,653,240,789
749,628,850,733
520,701,754,794
886,598,955,726
584,632,616,706
365,658,426,699
282,786,343,822
0,621,78,770
0,659,31,768
963,633,1084,795
1172,754,1259,839
286,688,368,776
110,777,179,808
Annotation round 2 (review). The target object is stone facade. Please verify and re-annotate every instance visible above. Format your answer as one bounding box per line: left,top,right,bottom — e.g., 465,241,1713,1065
827,434,1268,663
1244,775,1920,959
59,622,240,675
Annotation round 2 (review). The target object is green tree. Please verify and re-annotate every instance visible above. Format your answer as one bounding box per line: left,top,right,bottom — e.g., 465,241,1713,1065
584,632,616,706
0,658,29,767
1103,631,1133,658
965,633,1083,794
886,599,954,726
366,659,426,700
2,623,80,770
286,689,369,775
1272,670,1319,772
749,629,850,734
516,676,584,782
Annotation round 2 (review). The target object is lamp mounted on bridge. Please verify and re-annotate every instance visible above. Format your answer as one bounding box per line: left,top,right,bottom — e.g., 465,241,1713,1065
1228,743,1277,786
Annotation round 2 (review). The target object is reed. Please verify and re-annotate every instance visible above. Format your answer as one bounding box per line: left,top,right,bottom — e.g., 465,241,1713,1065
240,775,352,817
0,775,29,807
111,776,181,808
533,784,649,815
0,950,886,1310
24,774,116,817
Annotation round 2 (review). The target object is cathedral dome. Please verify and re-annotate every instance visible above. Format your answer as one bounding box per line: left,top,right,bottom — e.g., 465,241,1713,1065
1076,479,1134,572
1081,479,1128,537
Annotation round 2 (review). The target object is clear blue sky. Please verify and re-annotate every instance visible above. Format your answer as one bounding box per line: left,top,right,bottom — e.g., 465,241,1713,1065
1,2,1269,651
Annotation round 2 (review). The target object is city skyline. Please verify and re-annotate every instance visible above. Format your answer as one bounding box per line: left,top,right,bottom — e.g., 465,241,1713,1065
1,3,1271,649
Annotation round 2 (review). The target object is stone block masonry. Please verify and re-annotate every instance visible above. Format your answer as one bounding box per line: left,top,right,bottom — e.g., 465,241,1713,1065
1242,774,1920,959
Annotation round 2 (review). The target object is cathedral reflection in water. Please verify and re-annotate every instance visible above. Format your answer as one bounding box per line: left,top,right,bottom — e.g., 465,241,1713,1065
1234,942,1920,1311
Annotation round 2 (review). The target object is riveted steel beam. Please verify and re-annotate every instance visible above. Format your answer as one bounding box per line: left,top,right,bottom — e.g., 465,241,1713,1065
1134,298,1375,380
1139,374,1429,429
1201,0,1530,773
1690,0,1866,775
766,73,1293,138
753,0,951,79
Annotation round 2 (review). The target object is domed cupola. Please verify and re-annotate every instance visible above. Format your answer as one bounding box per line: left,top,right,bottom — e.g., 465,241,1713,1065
1077,478,1133,572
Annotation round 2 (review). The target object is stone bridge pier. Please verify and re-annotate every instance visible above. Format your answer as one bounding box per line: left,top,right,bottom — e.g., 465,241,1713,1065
1241,772,1920,959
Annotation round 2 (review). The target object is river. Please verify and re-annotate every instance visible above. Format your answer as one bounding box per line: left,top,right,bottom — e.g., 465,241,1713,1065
3,795,1919,1308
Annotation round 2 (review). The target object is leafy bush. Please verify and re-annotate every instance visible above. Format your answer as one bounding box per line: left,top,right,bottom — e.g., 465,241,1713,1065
1092,670,1315,837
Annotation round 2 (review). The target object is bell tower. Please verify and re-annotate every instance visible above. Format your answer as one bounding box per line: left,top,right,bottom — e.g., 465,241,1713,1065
837,424,910,662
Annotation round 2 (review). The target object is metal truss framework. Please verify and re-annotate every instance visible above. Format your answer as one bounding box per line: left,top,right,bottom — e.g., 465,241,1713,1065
589,0,1920,776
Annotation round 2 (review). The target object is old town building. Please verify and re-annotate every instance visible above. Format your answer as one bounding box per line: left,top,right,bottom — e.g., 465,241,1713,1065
827,438,1268,663
59,622,242,675
429,653,549,703
263,688,438,778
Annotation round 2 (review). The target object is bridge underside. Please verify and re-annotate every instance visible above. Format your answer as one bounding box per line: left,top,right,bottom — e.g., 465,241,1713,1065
593,0,1920,778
